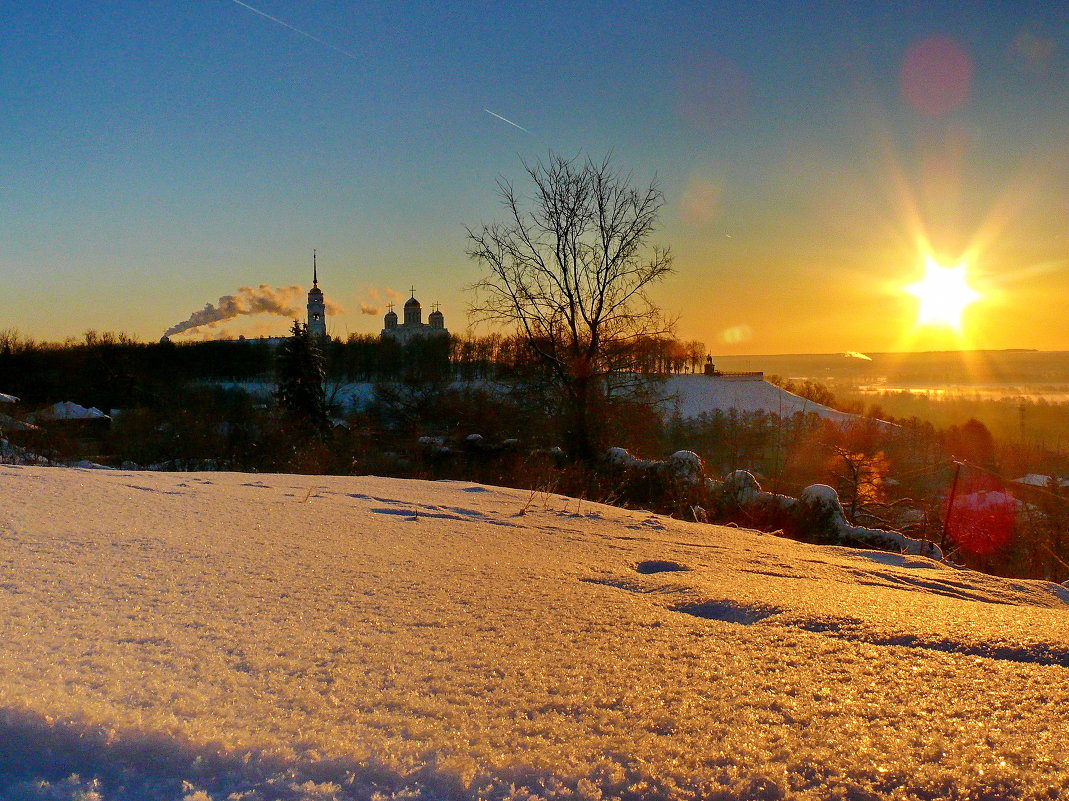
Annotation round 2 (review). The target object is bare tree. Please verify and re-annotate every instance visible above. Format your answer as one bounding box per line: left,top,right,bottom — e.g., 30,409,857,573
467,153,673,460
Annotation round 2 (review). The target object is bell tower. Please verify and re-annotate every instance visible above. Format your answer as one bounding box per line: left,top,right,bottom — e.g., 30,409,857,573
307,250,327,338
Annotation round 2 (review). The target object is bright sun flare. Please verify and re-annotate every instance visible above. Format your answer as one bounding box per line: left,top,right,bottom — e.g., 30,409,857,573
906,258,981,330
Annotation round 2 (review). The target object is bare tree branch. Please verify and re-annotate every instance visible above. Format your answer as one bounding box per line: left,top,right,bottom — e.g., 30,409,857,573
467,153,674,459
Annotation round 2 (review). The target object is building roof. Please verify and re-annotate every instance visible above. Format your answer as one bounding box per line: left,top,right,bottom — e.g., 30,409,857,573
32,401,110,422
1013,474,1069,488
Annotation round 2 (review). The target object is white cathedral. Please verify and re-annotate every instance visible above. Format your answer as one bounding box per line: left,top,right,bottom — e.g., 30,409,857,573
303,254,448,342
379,289,448,342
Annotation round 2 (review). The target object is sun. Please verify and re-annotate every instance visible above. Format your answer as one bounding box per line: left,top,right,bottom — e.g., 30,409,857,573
906,257,981,329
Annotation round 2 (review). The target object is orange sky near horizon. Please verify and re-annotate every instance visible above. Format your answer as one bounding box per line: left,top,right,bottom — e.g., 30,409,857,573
5,6,1068,356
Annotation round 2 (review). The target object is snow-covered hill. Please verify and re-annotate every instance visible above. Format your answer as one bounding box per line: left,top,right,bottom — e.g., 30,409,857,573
662,374,867,424
224,375,866,427
1,465,1068,800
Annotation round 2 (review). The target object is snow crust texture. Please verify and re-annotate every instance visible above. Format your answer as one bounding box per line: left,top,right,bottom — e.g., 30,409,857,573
2,466,1069,800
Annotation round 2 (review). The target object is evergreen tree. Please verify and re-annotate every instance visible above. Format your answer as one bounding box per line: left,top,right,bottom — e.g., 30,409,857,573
275,321,330,438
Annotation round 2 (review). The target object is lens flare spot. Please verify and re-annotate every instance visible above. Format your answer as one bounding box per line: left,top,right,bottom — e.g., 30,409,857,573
720,324,753,345
679,173,722,226
1008,28,1057,75
900,35,973,117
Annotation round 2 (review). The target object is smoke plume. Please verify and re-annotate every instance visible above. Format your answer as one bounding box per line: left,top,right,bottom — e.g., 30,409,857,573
164,285,309,337
843,351,873,361
357,287,402,316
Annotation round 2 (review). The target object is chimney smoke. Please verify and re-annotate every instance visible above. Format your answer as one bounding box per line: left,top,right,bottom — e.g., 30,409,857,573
164,285,308,338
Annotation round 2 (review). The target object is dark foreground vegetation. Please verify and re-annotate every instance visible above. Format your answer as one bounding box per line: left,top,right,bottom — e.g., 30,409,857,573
2,329,1067,583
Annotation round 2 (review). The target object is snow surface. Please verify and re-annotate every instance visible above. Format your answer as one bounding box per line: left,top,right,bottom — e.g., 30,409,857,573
0,392,19,404
2,466,1069,800
662,374,868,424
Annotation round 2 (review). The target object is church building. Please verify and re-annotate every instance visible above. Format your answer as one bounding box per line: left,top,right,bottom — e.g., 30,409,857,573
381,289,448,341
306,251,327,338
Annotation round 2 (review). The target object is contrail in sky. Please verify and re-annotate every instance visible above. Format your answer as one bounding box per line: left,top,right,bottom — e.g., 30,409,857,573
229,0,358,60
484,108,530,133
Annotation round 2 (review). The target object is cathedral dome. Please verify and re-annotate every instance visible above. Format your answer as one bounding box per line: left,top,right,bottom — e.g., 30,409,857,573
404,296,421,308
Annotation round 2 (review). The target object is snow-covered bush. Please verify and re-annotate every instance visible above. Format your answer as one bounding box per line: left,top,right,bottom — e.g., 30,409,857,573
602,447,710,516
667,450,704,483
797,483,943,558
0,439,50,466
721,470,761,504
603,448,944,560
707,470,797,533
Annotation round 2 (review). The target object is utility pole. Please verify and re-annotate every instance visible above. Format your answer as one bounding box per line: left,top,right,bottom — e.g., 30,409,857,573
942,460,962,549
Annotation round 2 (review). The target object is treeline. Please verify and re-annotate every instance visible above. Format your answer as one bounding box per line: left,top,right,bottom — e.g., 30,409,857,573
329,333,708,381
0,330,277,412
0,329,710,410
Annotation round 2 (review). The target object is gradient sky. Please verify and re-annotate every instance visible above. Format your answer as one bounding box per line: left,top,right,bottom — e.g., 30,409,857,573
3,1,1068,354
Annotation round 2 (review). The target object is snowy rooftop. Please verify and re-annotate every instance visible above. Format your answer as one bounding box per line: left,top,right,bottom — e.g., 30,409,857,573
30,401,110,421
1013,473,1069,488
1,465,1068,799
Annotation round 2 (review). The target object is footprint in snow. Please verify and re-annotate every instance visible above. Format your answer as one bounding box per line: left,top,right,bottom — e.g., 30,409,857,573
636,560,689,574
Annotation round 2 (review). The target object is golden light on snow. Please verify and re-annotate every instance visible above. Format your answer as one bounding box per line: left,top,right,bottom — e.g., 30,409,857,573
906,257,981,330
3,467,1069,797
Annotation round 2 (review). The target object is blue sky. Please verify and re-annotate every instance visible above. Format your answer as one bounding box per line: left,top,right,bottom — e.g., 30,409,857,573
3,1,1068,352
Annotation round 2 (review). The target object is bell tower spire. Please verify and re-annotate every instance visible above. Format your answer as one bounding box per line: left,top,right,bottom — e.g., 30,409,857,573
306,250,326,338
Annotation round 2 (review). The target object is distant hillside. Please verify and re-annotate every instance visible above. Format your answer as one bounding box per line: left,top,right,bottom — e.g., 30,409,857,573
711,349,1069,387
662,374,868,424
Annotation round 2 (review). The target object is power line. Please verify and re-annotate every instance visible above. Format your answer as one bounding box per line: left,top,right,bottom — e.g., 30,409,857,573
952,459,1069,506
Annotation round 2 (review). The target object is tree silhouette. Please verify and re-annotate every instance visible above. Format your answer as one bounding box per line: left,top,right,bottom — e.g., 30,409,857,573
275,321,330,438
468,153,673,460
